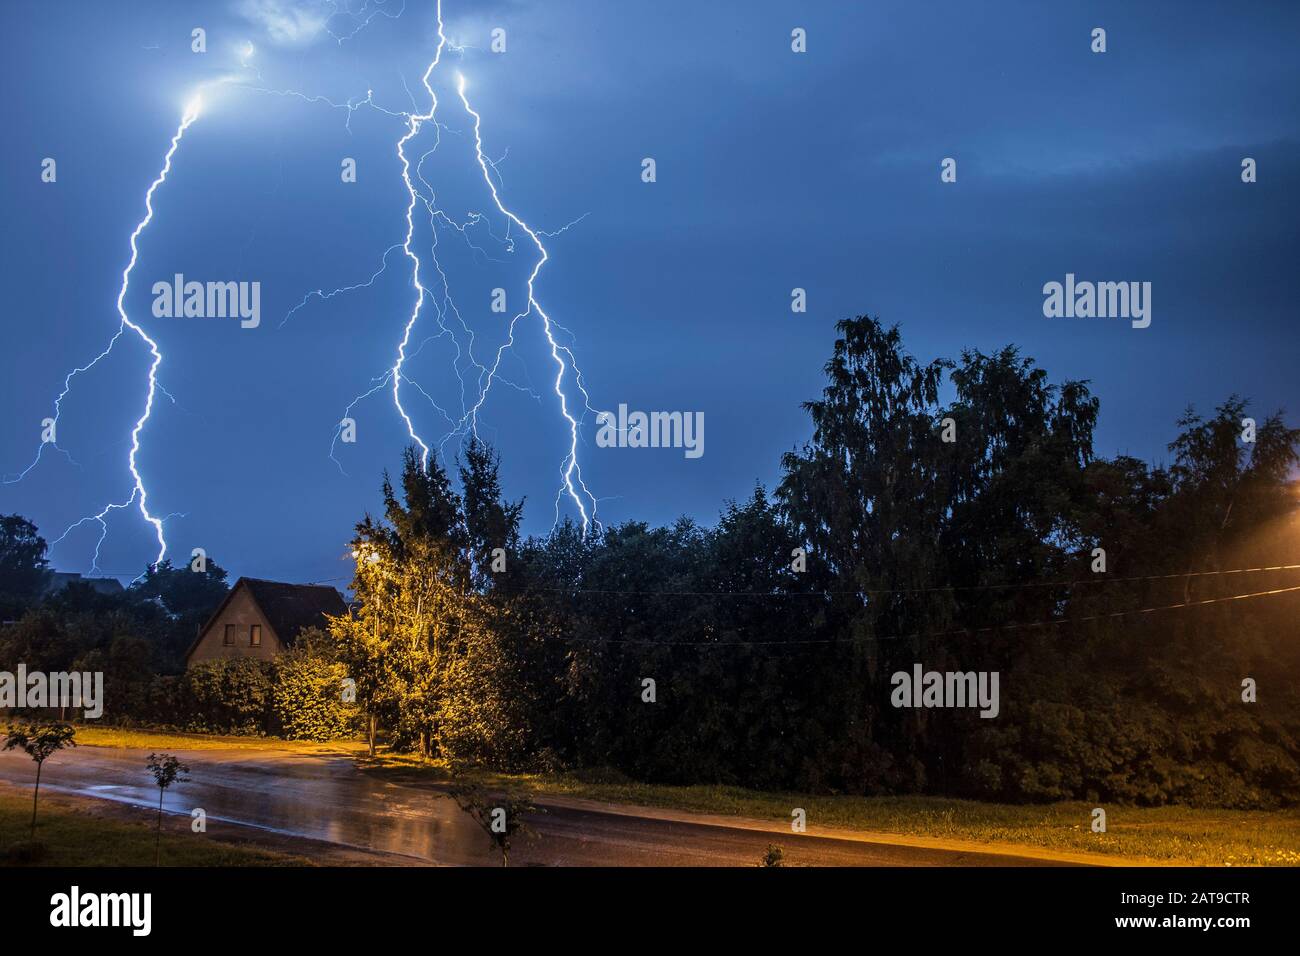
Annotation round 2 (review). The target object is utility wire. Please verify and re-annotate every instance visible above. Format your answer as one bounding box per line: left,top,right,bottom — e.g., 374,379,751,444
496,563,1300,598
89,561,1300,601
307,561,1300,596
530,583,1300,647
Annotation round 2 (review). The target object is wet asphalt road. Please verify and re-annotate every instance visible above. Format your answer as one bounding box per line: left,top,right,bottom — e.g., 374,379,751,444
0,746,1066,866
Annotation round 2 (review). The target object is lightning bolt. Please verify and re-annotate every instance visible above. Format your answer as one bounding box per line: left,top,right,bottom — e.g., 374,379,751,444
454,73,600,530
11,0,602,579
254,64,512,475
388,13,448,469
281,242,405,329
260,8,491,473
112,95,205,567
241,2,605,533
8,0,602,584
382,6,600,529
289,2,600,531
10,97,202,574
326,0,408,45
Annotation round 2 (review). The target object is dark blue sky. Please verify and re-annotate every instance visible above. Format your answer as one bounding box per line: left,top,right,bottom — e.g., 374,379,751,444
3,0,1297,587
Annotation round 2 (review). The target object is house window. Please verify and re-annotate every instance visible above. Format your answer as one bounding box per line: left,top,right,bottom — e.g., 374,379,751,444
250,625,262,648
223,624,235,646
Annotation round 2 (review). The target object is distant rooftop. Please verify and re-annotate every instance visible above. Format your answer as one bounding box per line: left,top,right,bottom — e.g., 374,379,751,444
41,571,125,596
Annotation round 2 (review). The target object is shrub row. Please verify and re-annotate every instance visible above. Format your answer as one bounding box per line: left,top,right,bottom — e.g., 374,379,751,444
116,644,358,740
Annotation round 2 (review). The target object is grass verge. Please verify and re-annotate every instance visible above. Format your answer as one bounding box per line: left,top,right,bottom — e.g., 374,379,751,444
69,725,362,754
0,788,307,866
362,753,1300,866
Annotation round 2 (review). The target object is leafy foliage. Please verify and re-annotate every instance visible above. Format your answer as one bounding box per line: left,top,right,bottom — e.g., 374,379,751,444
448,783,540,866
0,514,50,622
2,722,76,838
146,752,190,790
2,721,76,765
329,445,537,765
129,557,230,667
0,550,230,684
145,752,190,864
178,658,274,734
271,629,359,740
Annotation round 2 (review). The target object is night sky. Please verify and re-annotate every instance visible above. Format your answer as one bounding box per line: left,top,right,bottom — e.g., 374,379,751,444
2,0,1297,587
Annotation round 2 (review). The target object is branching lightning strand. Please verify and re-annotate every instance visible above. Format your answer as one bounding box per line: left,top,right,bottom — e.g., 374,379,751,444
30,99,202,572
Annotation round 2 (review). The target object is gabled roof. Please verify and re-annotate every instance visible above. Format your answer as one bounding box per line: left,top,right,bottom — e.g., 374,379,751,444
241,578,347,641
185,577,347,661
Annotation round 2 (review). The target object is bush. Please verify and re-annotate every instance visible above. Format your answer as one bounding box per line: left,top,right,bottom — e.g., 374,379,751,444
271,641,358,741
87,630,359,741
179,658,274,734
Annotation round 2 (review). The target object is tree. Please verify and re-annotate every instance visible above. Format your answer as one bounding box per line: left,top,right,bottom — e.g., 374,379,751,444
459,438,524,589
1166,397,1300,575
448,783,540,866
145,753,190,865
383,446,467,561
330,524,451,757
2,722,76,839
777,317,954,791
377,446,469,754
328,512,395,757
759,844,785,867
129,557,230,670
130,557,230,618
0,514,50,621
0,583,174,723
331,443,532,763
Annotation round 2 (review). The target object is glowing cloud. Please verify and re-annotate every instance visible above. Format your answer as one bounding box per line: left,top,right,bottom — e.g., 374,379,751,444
235,0,330,46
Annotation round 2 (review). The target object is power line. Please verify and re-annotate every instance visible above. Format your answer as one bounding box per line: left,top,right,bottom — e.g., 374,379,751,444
90,561,1300,599
532,583,1300,647
495,562,1300,598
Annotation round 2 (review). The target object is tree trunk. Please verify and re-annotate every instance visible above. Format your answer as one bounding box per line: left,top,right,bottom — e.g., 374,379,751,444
368,714,377,757
30,761,41,840
155,788,165,865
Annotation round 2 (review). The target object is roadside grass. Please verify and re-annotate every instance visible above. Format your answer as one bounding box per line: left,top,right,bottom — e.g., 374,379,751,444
362,753,1300,866
0,789,307,866
70,725,363,754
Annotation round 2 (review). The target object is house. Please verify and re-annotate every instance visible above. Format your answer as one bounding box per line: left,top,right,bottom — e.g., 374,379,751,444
41,572,125,597
185,577,347,668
